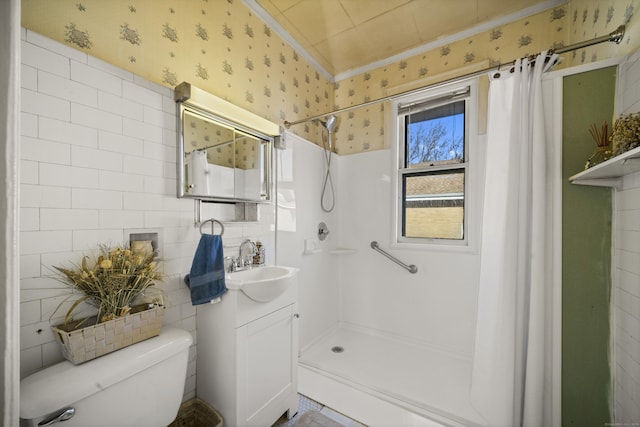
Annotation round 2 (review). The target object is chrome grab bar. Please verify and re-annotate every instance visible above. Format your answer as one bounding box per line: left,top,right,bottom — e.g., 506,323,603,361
370,241,418,274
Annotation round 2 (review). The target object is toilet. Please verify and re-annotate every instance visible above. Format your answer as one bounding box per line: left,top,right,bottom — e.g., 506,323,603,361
20,327,192,427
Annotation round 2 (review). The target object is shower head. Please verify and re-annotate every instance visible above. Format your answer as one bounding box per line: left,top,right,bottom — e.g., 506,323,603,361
318,115,338,133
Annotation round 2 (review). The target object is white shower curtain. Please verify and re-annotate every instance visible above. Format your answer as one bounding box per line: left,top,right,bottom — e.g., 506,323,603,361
471,51,558,427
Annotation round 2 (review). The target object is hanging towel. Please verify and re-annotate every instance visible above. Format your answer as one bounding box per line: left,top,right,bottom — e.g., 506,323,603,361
184,234,227,305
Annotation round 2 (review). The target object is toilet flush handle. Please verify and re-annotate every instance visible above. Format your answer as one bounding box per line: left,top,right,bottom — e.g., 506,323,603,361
38,407,75,426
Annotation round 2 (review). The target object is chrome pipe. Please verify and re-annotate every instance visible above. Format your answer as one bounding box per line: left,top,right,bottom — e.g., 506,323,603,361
370,241,418,274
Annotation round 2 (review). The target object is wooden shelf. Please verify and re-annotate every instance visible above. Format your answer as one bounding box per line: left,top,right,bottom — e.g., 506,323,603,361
569,146,640,189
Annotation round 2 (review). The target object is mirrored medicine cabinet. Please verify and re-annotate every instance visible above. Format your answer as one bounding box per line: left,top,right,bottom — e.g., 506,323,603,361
175,82,280,203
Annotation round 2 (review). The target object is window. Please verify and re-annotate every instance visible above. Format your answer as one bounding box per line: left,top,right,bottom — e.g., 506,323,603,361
393,82,475,245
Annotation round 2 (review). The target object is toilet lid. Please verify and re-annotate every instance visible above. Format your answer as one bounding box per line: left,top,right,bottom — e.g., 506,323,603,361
20,328,192,419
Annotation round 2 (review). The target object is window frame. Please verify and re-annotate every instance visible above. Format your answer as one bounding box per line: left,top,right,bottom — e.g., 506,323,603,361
390,78,478,251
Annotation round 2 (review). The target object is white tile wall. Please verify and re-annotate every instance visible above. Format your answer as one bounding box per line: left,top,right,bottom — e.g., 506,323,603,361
19,29,275,404
613,52,640,423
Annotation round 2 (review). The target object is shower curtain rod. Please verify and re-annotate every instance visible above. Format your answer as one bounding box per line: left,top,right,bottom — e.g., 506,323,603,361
283,24,626,129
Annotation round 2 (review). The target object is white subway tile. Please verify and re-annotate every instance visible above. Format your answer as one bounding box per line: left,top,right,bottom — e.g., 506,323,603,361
20,276,63,292
123,192,164,211
619,187,640,211
40,208,99,230
42,295,94,325
21,136,70,165
87,55,134,82
618,230,640,253
20,254,41,279
99,210,144,229
20,160,39,185
72,229,127,251
39,163,99,189
20,208,39,231
98,130,144,156
619,210,640,232
21,184,71,208
41,250,88,271
21,230,73,255
164,161,177,179
162,196,193,212
144,211,192,228
21,320,56,350
619,269,640,298
163,95,176,114
163,128,177,147
143,140,167,161
144,105,175,130
26,30,87,64
162,226,197,245
123,155,164,177
38,70,98,107
71,103,122,133
122,117,163,143
71,145,123,171
39,116,98,148
71,60,122,96
98,91,144,121
42,341,65,368
21,112,38,137
143,176,174,195
21,300,41,326
20,346,43,379
99,170,144,192
21,64,37,90
131,75,171,97
123,80,163,109
21,40,70,78
20,288,69,303
21,88,70,121
71,188,122,210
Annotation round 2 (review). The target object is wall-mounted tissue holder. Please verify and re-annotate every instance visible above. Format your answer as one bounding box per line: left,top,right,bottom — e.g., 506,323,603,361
127,229,160,258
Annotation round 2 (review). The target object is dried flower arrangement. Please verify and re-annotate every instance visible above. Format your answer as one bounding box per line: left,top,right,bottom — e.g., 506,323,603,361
611,112,640,156
585,121,612,169
53,244,163,326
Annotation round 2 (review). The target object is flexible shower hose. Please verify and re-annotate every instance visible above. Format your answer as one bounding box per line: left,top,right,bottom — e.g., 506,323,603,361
321,128,335,213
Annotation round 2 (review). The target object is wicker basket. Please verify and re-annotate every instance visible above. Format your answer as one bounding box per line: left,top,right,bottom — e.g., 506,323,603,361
169,398,223,427
52,304,164,365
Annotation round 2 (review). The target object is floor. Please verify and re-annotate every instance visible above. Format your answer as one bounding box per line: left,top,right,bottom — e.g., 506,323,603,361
272,394,365,427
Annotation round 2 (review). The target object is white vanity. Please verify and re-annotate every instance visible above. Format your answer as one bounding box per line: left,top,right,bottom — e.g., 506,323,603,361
196,266,299,427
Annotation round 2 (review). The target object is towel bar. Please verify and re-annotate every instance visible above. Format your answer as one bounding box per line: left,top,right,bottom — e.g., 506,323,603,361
199,218,225,236
370,241,417,274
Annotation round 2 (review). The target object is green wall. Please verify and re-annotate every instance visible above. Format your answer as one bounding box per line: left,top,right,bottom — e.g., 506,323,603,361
562,66,615,426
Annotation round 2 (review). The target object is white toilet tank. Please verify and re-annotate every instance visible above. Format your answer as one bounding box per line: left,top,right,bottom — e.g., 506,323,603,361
21,327,192,427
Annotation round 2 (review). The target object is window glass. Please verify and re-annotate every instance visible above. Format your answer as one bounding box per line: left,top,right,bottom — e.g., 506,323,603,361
402,170,464,239
397,91,469,242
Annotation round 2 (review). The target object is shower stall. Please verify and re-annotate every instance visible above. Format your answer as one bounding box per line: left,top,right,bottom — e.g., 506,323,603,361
276,131,486,426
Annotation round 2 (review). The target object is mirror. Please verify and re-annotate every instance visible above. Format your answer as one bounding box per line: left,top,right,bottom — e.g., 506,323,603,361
175,83,276,203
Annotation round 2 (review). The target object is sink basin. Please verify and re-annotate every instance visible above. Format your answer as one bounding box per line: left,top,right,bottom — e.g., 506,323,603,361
226,265,298,302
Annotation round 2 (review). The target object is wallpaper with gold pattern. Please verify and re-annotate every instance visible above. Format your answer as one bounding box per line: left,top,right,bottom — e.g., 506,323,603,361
21,0,640,155
22,0,335,148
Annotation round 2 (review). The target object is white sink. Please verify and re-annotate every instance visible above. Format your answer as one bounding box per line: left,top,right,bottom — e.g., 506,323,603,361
226,265,298,302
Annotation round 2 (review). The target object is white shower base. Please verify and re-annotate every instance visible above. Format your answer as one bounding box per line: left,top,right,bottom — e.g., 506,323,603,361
298,324,486,427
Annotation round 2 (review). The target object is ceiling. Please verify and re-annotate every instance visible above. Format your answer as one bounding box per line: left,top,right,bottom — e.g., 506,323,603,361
248,0,564,80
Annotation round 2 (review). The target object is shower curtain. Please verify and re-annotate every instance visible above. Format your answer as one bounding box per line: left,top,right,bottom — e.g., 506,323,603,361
471,51,558,427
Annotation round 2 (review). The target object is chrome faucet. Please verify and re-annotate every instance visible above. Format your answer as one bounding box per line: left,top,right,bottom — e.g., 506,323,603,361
238,239,257,268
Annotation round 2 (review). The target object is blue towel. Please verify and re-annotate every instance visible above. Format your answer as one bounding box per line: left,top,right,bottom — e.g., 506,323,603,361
184,234,227,305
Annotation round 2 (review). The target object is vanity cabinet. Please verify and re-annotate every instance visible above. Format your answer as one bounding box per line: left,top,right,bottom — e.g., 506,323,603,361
196,277,298,427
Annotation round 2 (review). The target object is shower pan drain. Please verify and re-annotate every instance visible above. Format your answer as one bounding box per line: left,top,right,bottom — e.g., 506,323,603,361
331,346,344,353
